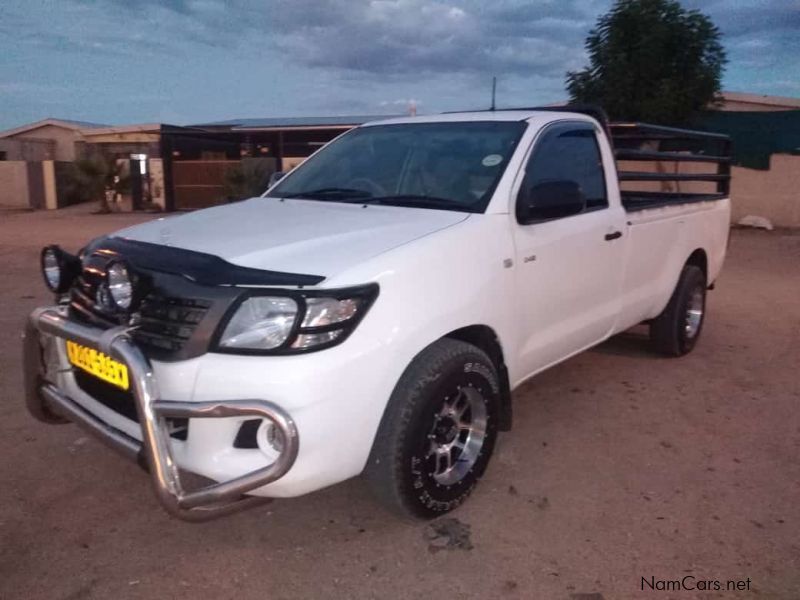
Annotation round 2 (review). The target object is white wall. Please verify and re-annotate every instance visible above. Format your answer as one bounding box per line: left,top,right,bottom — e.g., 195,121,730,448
0,161,30,208
730,155,800,228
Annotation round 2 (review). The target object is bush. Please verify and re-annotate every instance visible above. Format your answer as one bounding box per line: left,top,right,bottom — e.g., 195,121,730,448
223,159,274,201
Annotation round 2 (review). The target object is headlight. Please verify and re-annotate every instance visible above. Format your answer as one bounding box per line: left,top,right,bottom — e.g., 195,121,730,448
106,260,135,310
218,296,298,350
214,284,378,354
40,245,80,294
301,297,359,327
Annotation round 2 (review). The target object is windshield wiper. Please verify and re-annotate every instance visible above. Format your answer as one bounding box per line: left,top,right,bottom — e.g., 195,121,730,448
365,195,472,211
281,190,474,211
283,188,373,201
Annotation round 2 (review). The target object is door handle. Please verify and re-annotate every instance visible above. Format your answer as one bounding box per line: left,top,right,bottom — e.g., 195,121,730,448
604,231,623,241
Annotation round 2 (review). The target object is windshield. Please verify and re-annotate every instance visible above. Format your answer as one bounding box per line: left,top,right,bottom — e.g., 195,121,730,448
266,121,527,212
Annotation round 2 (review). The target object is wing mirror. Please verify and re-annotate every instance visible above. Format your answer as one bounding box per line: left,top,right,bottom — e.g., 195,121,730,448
517,179,586,224
268,171,286,188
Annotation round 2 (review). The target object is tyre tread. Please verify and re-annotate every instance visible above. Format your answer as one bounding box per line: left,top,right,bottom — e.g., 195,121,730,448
365,338,494,519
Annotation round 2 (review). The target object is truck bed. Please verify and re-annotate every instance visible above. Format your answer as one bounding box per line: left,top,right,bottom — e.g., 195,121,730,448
611,122,732,214
622,191,727,212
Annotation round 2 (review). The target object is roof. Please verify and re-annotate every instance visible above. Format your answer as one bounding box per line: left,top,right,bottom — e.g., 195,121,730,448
192,115,402,130
719,91,800,110
79,123,164,136
0,118,107,138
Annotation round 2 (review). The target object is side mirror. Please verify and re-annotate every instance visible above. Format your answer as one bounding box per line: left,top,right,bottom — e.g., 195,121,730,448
268,171,286,188
517,179,585,224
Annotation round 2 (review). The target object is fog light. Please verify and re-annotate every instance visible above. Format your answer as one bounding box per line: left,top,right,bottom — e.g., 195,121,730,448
40,245,80,294
265,422,285,453
233,418,287,459
256,419,285,458
42,248,61,290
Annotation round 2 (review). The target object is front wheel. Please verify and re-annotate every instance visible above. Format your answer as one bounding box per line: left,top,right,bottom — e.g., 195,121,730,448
650,264,707,356
365,338,500,519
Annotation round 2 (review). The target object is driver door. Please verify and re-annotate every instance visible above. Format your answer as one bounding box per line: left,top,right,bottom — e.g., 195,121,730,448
512,122,626,377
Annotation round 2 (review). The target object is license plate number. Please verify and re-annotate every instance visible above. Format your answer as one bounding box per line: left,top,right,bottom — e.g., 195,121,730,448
66,341,129,391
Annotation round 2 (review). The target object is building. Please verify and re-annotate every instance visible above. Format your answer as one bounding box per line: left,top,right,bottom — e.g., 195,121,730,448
2,98,797,225
698,93,800,227
0,118,106,161
0,115,397,211
714,91,800,112
190,115,392,168
160,115,396,210
699,92,800,170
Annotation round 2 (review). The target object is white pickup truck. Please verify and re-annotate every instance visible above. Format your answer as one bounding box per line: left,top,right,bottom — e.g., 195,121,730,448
24,107,731,521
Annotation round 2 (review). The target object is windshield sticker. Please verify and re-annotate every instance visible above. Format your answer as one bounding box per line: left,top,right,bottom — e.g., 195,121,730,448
482,154,503,167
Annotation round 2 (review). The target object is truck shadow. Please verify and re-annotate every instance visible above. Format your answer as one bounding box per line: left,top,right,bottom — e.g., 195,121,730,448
589,328,660,359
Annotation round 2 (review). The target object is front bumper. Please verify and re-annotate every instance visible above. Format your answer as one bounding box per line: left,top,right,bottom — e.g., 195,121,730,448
23,306,299,522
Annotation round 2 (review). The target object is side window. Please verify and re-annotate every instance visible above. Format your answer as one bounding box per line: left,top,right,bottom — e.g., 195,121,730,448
517,123,608,222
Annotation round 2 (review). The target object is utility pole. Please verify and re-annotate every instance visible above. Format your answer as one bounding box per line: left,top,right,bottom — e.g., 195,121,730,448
491,76,497,111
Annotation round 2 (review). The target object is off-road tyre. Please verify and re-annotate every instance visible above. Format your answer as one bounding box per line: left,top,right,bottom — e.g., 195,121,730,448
365,338,500,519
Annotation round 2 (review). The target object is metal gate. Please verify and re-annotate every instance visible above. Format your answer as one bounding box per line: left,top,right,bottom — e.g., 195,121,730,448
171,160,239,210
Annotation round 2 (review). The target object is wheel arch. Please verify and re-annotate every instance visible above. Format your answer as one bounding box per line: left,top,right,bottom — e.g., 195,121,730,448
686,248,708,281
443,324,513,431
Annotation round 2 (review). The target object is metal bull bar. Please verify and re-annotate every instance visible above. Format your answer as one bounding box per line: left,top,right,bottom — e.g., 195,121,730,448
23,306,299,522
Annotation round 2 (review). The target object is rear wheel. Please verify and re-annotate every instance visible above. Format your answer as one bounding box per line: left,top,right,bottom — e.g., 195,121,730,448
365,338,500,519
650,264,707,356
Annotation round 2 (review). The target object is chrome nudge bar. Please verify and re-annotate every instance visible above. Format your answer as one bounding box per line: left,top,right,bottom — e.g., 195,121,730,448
23,306,299,522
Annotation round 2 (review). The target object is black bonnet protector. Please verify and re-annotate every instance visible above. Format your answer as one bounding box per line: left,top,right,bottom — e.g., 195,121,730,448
86,237,326,287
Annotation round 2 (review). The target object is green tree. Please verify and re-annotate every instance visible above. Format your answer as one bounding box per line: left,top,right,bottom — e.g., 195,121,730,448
566,0,726,125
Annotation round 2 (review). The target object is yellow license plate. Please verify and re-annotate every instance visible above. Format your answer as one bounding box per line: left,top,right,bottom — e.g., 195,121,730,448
66,341,129,391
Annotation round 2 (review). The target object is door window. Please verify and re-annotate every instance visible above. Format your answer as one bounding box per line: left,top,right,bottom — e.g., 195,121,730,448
517,123,608,222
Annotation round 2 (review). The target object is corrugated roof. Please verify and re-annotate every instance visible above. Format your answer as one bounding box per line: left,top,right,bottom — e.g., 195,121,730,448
55,118,108,129
80,123,164,136
192,115,402,130
0,117,108,138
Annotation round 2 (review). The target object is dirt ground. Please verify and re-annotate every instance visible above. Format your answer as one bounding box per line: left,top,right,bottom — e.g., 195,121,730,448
1,205,798,600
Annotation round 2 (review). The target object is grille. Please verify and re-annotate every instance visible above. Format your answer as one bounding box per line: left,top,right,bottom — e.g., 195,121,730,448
133,295,211,353
69,273,211,355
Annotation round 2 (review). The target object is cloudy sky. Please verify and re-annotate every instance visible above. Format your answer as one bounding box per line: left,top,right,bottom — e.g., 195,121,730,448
1,0,798,129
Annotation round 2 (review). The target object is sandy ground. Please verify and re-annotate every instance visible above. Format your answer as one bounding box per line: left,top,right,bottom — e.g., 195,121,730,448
0,205,798,600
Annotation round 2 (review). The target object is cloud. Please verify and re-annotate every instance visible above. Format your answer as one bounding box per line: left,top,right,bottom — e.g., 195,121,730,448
11,0,589,78
685,0,800,38
6,0,796,80
0,0,797,128
680,0,800,88
259,1,591,78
